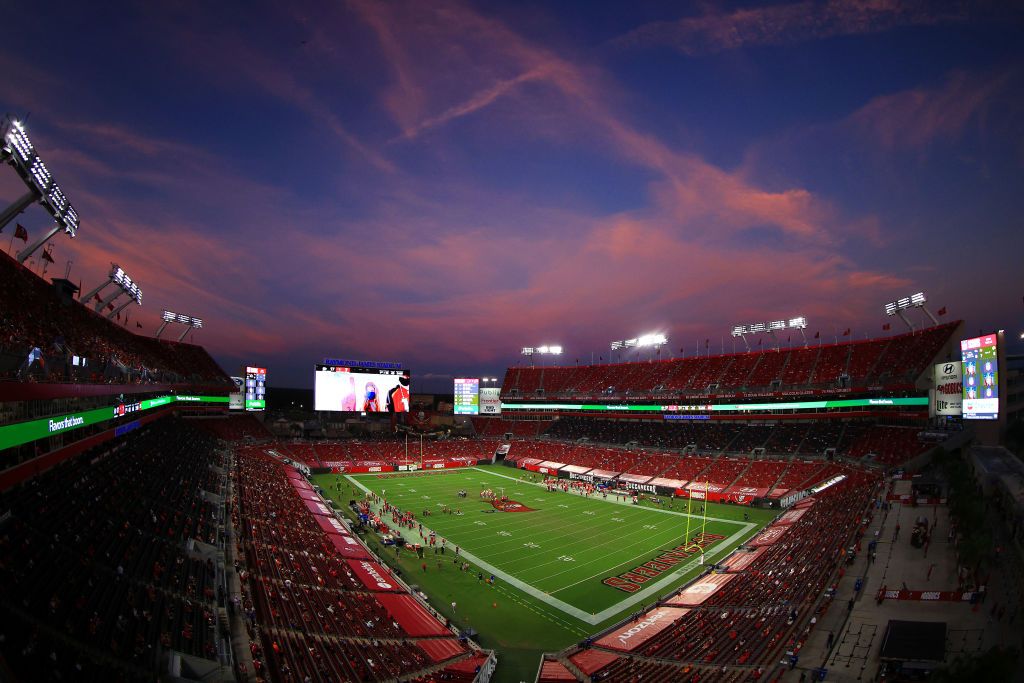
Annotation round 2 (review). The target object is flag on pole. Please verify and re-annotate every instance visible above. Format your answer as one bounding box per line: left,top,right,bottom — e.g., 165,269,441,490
842,328,851,336
136,321,143,329
41,248,54,263
814,331,820,339
882,323,891,331
14,224,28,242
937,306,947,316
93,293,103,303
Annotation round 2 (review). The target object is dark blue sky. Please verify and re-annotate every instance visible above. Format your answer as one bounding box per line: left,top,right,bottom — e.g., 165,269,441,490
2,0,1022,390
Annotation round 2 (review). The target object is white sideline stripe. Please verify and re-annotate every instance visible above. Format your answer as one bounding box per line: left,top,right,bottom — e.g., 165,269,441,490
347,469,758,625
469,466,741,524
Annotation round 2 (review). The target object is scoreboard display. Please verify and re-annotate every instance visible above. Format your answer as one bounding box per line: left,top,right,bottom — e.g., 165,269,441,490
245,366,266,411
315,365,410,412
454,378,480,415
960,334,998,420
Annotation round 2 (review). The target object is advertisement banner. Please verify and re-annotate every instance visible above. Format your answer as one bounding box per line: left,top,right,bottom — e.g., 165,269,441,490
0,394,228,451
480,388,502,415
594,606,690,651
932,362,962,417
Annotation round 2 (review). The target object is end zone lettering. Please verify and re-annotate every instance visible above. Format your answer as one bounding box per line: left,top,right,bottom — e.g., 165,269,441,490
602,533,726,592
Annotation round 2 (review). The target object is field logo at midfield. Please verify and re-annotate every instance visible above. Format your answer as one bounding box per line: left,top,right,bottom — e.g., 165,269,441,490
489,499,537,513
601,532,726,593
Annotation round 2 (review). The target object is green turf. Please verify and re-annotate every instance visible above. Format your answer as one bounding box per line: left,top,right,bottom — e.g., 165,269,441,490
313,465,776,682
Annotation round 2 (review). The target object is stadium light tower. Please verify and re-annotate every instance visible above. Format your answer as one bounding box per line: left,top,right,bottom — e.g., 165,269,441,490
884,291,934,331
156,310,204,341
521,345,561,367
611,333,667,360
81,264,142,319
0,119,81,263
731,325,750,352
730,317,807,351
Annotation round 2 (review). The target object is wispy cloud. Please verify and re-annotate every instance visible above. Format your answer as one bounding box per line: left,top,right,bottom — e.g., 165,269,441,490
4,0,1012,385
612,0,973,55
844,68,1020,150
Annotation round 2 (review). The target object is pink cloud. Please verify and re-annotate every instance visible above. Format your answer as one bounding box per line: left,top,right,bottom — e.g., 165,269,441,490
350,1,842,244
845,68,1018,150
0,7,945,380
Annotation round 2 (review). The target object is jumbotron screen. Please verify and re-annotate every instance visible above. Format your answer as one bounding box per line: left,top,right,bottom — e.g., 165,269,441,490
245,366,266,411
454,378,479,415
960,333,998,420
315,365,411,412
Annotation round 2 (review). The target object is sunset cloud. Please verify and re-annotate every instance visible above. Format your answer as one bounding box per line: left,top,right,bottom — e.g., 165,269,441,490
1,0,1018,387
844,68,1020,150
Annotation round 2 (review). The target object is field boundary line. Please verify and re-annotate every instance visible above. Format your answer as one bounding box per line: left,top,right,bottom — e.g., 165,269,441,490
348,469,761,625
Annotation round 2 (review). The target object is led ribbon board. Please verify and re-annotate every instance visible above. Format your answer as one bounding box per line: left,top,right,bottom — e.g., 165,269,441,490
0,395,229,451
499,397,929,413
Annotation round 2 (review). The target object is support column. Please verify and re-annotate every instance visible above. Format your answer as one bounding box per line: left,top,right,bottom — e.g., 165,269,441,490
0,189,38,233
17,223,60,264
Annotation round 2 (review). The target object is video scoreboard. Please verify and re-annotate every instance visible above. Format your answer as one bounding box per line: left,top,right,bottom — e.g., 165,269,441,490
314,365,410,412
245,366,266,411
960,334,998,420
454,378,480,415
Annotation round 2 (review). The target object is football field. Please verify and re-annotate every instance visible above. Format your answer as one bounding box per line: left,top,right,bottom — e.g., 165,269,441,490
339,465,770,625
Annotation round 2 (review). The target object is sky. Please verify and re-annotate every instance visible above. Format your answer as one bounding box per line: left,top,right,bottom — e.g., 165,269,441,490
2,0,1022,391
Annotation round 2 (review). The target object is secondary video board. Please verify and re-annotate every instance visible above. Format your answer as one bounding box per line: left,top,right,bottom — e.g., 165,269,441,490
454,378,480,415
960,334,998,420
245,366,266,411
315,365,410,412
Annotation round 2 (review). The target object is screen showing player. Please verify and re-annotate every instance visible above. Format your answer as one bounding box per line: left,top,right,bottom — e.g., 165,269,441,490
315,365,411,412
960,334,998,420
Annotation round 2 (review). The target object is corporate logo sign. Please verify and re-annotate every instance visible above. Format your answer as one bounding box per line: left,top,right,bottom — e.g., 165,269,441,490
933,362,962,416
48,415,85,433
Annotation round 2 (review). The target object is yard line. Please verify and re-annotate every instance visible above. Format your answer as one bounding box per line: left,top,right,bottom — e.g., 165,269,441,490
520,520,697,581
346,473,599,623
354,469,744,568
550,519,760,600
469,467,739,524
346,469,763,624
